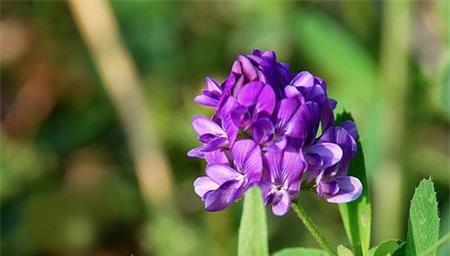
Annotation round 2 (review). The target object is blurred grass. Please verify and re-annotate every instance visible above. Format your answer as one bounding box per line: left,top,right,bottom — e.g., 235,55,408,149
1,1,449,256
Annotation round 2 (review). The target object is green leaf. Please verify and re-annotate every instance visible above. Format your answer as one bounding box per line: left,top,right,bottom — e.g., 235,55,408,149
337,112,372,256
238,187,269,256
369,240,405,256
273,247,328,256
406,179,440,256
338,245,354,256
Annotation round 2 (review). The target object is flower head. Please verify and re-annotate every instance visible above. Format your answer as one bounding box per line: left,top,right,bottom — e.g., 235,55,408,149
189,49,362,215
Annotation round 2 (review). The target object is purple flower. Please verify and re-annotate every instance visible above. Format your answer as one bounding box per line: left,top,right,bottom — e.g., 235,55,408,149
187,115,234,158
313,121,362,203
193,139,262,211
194,77,222,108
189,49,363,214
261,150,306,215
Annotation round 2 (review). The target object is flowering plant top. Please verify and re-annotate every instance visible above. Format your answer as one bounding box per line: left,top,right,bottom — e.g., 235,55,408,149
188,49,362,216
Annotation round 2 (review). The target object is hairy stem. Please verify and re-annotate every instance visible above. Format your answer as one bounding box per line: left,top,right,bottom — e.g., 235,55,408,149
292,202,338,256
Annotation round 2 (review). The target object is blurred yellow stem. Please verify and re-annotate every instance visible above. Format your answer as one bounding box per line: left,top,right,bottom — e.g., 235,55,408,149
68,0,174,208
374,0,411,242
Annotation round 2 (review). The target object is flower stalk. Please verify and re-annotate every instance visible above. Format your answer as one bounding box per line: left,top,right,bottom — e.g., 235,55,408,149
291,202,338,256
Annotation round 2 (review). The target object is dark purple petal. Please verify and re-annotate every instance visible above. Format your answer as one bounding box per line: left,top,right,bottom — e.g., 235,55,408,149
204,180,243,211
201,137,227,152
340,120,358,139
291,102,320,141
252,117,275,144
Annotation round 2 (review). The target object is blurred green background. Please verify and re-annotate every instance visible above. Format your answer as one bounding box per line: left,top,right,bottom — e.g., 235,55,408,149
1,0,449,255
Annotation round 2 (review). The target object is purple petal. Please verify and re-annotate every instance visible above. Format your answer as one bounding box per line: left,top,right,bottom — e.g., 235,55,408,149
237,82,276,115
272,190,291,216
194,95,220,108
253,117,275,144
325,176,362,203
231,139,262,184
276,98,300,134
205,77,221,92
284,85,300,98
204,180,243,211
339,121,358,139
204,150,229,164
222,114,238,145
187,147,204,158
304,142,343,168
291,102,320,141
291,71,314,88
194,176,219,198
282,151,305,191
237,55,258,80
206,163,241,184
230,104,248,128
192,115,225,136
201,137,227,152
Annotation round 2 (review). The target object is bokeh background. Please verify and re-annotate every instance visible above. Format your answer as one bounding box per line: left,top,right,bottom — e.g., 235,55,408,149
1,0,449,255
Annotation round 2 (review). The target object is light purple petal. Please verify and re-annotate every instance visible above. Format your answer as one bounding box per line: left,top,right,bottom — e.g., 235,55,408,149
204,150,229,164
194,95,220,108
272,190,291,216
304,142,343,168
194,176,219,198
325,176,363,203
205,77,221,92
237,55,258,80
206,163,241,184
291,71,314,88
284,85,300,98
187,147,204,158
192,115,225,136
231,139,262,183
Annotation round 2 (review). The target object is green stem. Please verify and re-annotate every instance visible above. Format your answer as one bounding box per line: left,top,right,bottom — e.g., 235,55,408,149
292,203,338,256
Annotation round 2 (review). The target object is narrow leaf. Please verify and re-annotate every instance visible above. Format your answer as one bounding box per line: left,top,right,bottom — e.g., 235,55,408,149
337,112,372,256
406,179,440,256
273,247,328,256
238,187,269,256
338,245,354,256
369,240,405,256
